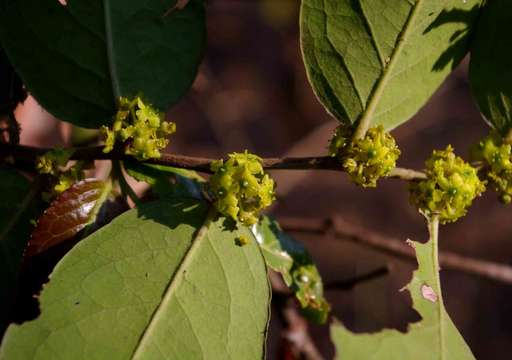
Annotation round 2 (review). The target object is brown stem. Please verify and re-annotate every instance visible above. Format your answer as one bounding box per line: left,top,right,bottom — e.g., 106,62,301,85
278,216,512,285
0,143,427,181
270,273,325,360
281,301,325,360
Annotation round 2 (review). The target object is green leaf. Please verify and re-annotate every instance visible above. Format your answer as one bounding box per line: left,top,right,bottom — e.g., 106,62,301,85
300,0,482,130
0,199,270,359
0,170,43,335
0,0,205,128
124,160,205,200
252,216,330,324
26,178,112,257
331,218,475,360
469,0,512,134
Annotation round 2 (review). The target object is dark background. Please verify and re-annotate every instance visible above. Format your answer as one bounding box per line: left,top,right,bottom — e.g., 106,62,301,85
16,1,511,358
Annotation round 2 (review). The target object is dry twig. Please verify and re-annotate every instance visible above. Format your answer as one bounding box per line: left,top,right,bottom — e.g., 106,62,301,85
278,216,512,285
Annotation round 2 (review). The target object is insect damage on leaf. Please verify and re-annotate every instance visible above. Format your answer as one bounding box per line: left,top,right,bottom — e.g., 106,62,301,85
331,231,475,360
421,284,437,303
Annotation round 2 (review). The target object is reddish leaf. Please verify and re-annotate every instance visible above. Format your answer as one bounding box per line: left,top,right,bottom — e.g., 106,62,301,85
26,179,111,257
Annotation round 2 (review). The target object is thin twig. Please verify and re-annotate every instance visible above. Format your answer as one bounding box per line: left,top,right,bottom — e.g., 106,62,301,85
281,301,325,360
270,273,325,360
270,266,388,359
0,143,427,181
324,266,389,291
278,216,512,285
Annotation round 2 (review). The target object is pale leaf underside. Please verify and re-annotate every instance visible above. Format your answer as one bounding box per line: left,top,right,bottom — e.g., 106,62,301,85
300,0,481,130
331,235,475,360
0,200,270,359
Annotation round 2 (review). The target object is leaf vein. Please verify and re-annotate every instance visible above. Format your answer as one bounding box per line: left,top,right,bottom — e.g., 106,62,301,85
129,208,216,359
353,0,425,139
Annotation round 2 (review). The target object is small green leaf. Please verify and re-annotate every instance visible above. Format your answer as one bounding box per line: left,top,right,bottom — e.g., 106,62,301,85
26,178,112,257
331,219,475,359
252,216,330,324
0,199,270,359
300,0,482,130
0,170,44,335
469,0,512,133
0,0,205,128
124,160,205,200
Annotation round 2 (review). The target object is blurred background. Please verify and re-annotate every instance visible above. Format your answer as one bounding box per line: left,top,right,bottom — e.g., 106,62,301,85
14,0,512,358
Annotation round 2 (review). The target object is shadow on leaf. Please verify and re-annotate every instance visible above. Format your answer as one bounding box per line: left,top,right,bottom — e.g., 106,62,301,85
423,5,481,72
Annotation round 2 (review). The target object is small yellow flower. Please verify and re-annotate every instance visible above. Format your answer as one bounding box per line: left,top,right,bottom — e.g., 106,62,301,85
36,148,74,175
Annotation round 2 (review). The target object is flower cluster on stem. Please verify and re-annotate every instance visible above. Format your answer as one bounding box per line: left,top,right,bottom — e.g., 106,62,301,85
36,148,86,199
102,96,176,160
472,131,512,204
209,151,276,226
410,145,485,224
329,125,400,187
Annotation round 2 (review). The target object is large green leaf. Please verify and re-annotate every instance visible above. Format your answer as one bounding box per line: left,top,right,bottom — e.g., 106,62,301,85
252,216,330,324
0,0,205,128
0,170,43,335
469,0,512,134
300,0,481,130
0,199,270,359
330,219,474,360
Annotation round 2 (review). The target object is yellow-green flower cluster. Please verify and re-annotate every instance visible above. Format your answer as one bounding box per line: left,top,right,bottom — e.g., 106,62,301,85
36,148,74,175
329,125,400,187
472,132,512,203
410,145,485,224
209,151,275,226
102,96,176,160
53,167,84,194
36,148,85,198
